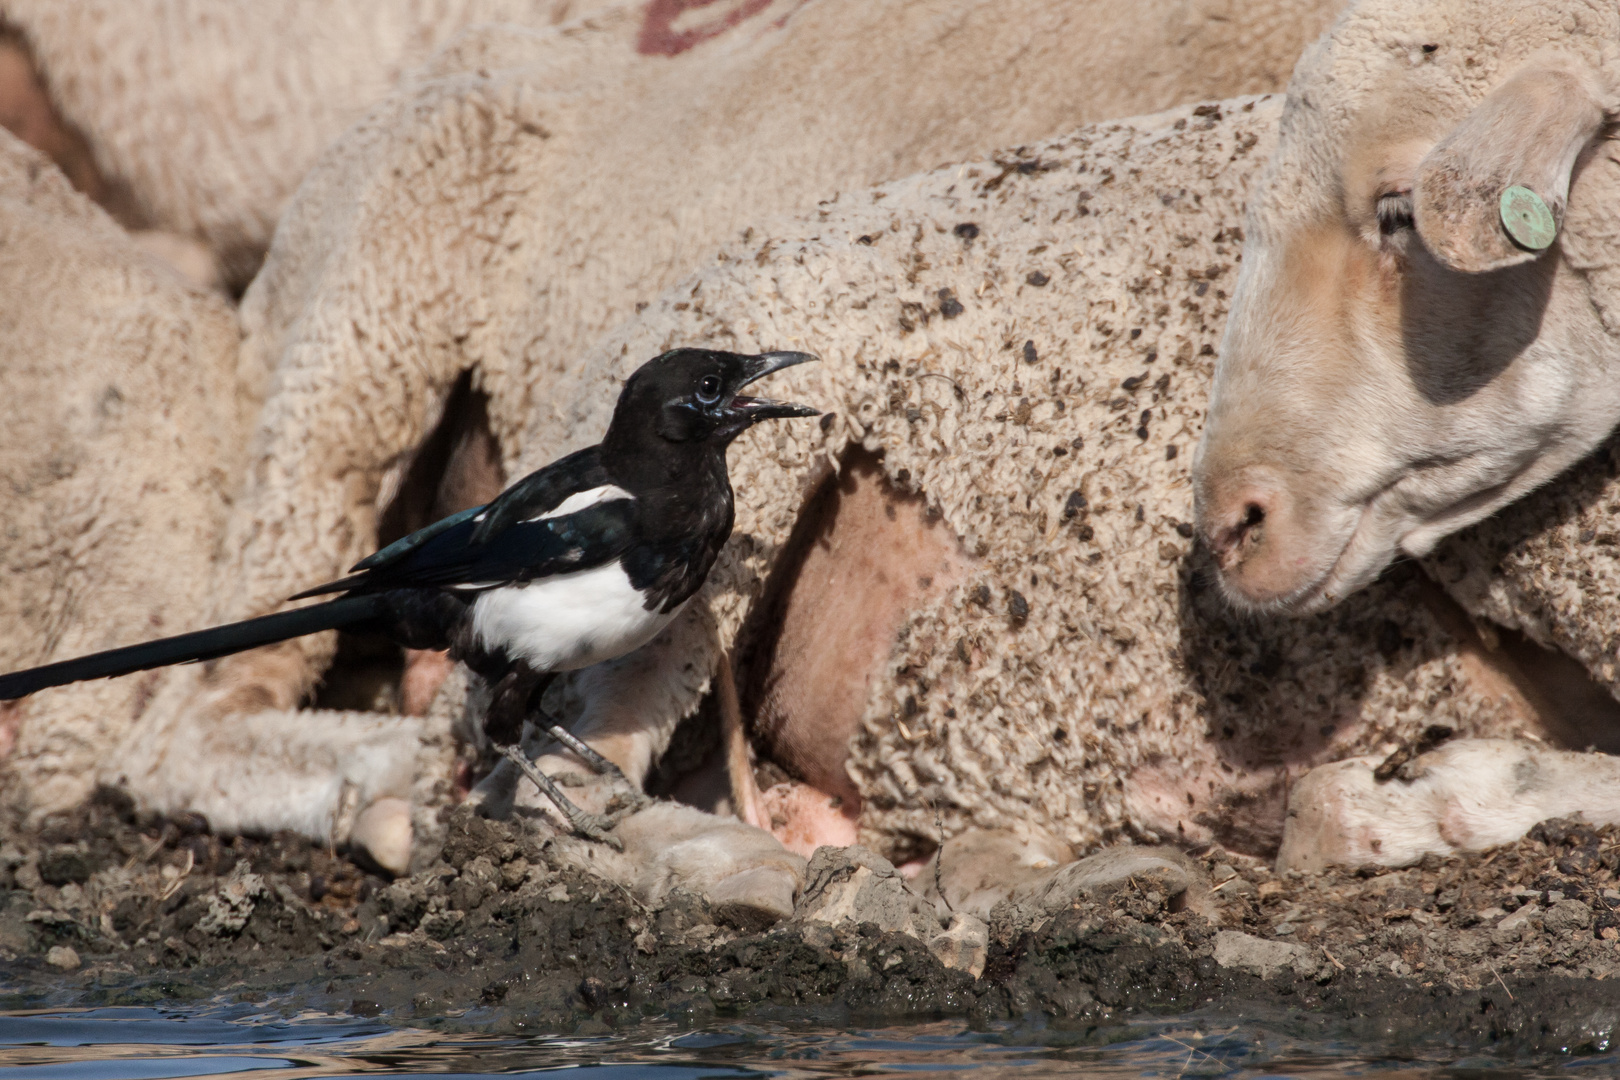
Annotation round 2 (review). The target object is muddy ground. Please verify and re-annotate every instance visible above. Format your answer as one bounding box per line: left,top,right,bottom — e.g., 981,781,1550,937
3,788,1620,1060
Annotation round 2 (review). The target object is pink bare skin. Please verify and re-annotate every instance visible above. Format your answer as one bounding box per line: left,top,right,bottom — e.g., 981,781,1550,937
739,450,972,855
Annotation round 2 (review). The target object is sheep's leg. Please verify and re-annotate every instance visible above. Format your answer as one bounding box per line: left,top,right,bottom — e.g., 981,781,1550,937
912,827,1207,922
107,673,459,877
1277,738,1620,873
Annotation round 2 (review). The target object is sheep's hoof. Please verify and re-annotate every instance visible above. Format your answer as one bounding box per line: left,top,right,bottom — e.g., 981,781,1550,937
707,863,799,931
350,797,413,876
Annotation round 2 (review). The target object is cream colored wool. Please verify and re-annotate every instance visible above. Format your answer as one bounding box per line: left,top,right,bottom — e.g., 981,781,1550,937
0,0,630,286
1,0,1333,290
0,135,459,863
482,97,1541,858
0,129,244,813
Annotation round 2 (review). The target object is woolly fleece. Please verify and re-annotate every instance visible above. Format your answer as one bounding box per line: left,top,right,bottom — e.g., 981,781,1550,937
0,130,243,813
1,0,629,286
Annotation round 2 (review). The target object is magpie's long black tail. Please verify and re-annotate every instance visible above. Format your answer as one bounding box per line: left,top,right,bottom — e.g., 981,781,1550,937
0,594,388,700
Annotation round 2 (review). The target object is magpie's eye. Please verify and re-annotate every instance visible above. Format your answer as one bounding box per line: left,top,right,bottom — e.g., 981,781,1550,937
1376,190,1414,236
695,373,724,404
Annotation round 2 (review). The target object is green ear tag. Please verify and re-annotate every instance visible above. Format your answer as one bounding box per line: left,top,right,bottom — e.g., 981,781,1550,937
1499,185,1557,251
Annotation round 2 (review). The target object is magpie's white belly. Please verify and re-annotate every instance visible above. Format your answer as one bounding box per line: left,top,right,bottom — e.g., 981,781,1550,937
469,560,681,672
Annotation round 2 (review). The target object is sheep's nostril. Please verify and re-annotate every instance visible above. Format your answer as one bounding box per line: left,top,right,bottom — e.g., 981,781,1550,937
1207,496,1269,563
1237,502,1265,546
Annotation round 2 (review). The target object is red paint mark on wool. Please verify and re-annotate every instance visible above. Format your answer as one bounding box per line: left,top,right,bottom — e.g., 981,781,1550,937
637,0,782,56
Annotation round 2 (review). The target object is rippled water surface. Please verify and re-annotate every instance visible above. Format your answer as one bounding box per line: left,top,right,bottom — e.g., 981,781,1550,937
0,1006,1607,1079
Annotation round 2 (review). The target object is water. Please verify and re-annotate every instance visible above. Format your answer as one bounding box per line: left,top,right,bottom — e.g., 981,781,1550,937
0,1005,1606,1080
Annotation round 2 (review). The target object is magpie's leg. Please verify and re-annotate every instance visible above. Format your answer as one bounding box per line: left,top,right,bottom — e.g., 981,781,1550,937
482,665,545,746
539,719,620,775
479,663,631,844
499,744,622,850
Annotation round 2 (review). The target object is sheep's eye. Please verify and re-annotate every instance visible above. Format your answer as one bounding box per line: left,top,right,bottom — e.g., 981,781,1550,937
1376,190,1414,235
696,373,723,404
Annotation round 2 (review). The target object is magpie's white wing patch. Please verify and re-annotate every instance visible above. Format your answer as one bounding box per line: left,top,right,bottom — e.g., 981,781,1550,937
525,484,634,523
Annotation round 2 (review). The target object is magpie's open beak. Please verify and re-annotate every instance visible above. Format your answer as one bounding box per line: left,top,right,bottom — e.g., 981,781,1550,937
727,351,820,423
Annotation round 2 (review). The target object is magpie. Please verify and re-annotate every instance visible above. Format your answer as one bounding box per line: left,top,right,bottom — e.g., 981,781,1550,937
0,348,818,838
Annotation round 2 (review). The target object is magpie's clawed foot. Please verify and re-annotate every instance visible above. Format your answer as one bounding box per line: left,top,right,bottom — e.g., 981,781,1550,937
498,743,624,849
540,720,651,813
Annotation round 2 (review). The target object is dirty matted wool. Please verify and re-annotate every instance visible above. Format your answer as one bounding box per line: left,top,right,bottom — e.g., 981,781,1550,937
522,97,1539,859
1429,442,1620,711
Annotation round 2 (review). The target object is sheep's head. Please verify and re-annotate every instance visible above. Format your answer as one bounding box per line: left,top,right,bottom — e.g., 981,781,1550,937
1194,0,1620,615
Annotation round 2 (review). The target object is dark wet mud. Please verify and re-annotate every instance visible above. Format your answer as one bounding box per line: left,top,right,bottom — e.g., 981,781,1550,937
4,789,1620,1061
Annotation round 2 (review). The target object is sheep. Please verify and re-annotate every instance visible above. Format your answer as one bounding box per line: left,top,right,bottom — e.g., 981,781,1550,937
8,0,1349,880
488,93,1591,863
0,127,243,816
0,129,457,874
1187,0,1620,867
0,0,630,288
1194,0,1620,617
0,0,1335,292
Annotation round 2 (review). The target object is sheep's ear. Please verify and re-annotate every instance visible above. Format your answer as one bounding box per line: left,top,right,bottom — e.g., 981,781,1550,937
1414,54,1611,273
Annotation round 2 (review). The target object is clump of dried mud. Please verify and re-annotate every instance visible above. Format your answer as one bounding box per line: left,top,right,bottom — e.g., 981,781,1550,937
4,790,1620,1059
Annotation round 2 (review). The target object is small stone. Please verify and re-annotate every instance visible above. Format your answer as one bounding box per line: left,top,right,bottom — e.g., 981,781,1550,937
1213,930,1310,980
1210,863,1237,884
545,883,570,903
500,858,530,890
928,912,989,978
419,910,465,941
1544,898,1594,934
197,864,267,936
1497,903,1541,933
794,845,937,940
45,945,80,971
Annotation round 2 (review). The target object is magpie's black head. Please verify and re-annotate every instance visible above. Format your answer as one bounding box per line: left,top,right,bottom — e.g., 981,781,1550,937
610,348,819,446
